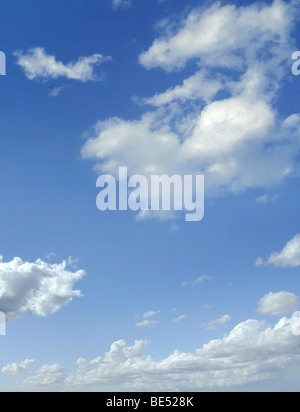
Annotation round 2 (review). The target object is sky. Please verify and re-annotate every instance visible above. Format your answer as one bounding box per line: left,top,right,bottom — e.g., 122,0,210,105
0,0,300,392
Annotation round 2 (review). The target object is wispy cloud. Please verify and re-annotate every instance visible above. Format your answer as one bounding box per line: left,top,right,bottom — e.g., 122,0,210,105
173,314,187,323
48,84,69,97
112,0,132,10
14,47,111,82
182,275,211,287
256,193,280,204
135,319,158,328
203,314,231,331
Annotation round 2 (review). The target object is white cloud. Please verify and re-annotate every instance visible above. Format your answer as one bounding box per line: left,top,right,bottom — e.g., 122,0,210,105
14,47,111,82
112,0,131,10
0,256,85,321
2,359,35,375
17,315,300,391
48,84,69,97
82,0,300,215
23,364,66,388
173,314,187,323
256,234,300,267
139,0,292,71
135,319,158,328
144,71,223,106
140,310,160,319
182,275,211,287
256,193,280,204
204,314,231,331
257,292,298,315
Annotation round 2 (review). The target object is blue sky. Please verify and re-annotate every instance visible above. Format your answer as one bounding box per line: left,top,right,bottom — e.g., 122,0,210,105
0,0,300,391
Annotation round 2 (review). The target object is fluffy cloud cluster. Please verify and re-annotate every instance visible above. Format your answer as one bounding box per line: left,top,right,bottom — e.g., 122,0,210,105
256,234,300,267
0,256,85,320
257,291,298,315
2,359,35,375
13,314,300,391
139,0,292,71
24,364,66,388
14,47,111,82
82,1,300,211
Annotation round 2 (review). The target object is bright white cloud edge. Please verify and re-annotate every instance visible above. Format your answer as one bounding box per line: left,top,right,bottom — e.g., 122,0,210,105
256,234,300,267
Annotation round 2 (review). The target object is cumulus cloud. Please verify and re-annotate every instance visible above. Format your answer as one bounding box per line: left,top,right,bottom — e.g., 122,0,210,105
256,234,300,267
204,314,231,331
257,291,298,315
139,0,293,71
23,364,66,388
2,359,35,375
16,315,300,391
14,47,111,82
82,0,300,217
0,256,85,321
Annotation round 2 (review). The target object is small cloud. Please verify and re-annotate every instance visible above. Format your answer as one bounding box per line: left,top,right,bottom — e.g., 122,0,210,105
14,47,111,82
135,310,160,320
2,359,35,375
142,311,160,319
257,291,298,315
112,0,132,10
203,314,231,331
48,84,70,97
203,304,213,310
173,314,187,323
256,193,280,204
45,252,57,261
135,320,158,328
255,257,264,266
182,275,211,287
